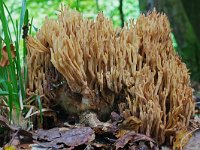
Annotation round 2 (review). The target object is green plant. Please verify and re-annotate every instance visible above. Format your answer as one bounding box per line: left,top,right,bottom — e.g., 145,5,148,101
0,0,27,123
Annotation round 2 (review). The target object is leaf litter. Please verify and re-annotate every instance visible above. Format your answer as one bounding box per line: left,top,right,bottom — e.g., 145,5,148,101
2,111,200,149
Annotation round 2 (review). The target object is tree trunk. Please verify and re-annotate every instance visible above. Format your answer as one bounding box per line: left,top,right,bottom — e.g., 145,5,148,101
139,0,200,81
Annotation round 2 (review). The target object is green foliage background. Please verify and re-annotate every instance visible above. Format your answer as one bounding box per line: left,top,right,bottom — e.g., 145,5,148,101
3,0,178,61
4,0,140,29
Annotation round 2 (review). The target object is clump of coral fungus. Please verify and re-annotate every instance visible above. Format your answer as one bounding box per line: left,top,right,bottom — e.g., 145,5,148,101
26,7,195,144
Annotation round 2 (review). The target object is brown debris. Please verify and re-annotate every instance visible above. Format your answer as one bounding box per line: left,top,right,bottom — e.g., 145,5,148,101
34,127,95,149
0,115,33,148
0,44,15,67
115,131,157,150
35,127,61,142
26,8,195,145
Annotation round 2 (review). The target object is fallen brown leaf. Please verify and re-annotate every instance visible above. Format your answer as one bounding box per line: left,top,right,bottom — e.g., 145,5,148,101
111,112,122,122
115,129,129,138
0,44,15,67
121,116,142,132
35,127,61,142
59,127,95,146
173,128,193,150
115,131,156,150
17,143,32,150
115,116,143,138
0,115,32,138
35,127,95,149
0,115,19,131
80,112,113,134
0,115,33,148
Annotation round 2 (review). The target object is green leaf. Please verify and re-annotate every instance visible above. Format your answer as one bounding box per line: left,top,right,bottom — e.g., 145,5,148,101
0,0,17,90
0,0,21,122
0,37,2,60
23,9,28,57
6,82,13,121
29,17,33,34
0,90,17,96
3,1,17,39
19,0,26,40
15,21,25,106
76,0,80,11
37,95,43,124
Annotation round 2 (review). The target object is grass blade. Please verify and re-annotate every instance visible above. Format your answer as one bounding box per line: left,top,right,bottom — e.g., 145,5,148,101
37,95,43,124
0,37,2,60
0,90,17,96
3,2,17,40
23,9,28,57
6,82,13,121
29,17,33,34
19,0,26,40
0,1,20,122
15,21,25,106
22,9,29,92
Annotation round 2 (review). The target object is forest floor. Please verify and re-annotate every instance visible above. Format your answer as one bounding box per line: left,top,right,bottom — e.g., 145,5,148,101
183,130,200,150
0,82,200,150
182,81,200,150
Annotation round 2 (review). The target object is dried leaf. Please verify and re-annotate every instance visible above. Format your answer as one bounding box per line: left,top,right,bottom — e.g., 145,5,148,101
17,143,31,150
80,112,112,133
0,115,19,131
0,115,33,147
183,130,200,150
194,115,200,124
115,129,129,138
59,127,95,146
111,112,122,122
173,129,192,150
0,44,15,67
121,116,142,131
35,127,61,142
115,131,156,150
36,127,95,149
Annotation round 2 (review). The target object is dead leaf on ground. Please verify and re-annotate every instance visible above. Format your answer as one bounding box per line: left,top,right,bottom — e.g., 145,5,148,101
194,115,200,125
0,115,19,131
80,112,114,134
17,143,32,150
115,116,143,138
173,128,194,150
35,127,95,149
0,115,33,148
0,115,32,139
111,112,122,122
115,129,129,138
121,116,142,132
34,127,61,141
115,131,157,150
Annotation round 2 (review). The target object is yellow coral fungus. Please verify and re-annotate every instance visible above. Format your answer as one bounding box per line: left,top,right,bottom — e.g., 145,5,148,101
26,8,195,144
